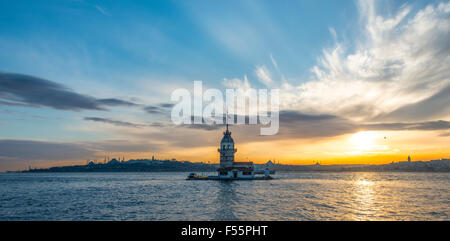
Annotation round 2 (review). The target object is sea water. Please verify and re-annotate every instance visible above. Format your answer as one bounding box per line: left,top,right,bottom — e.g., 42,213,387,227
0,172,448,220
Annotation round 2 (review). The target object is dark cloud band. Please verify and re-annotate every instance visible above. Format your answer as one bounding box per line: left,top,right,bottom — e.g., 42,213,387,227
83,117,146,128
0,72,138,111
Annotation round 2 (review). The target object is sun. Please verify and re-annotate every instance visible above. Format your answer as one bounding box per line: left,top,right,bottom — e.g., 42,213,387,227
350,131,379,152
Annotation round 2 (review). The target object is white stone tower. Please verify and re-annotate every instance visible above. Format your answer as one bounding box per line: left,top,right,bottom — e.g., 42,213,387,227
218,124,237,168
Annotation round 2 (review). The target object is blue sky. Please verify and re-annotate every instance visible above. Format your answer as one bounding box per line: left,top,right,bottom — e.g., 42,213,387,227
1,0,356,85
1,0,449,170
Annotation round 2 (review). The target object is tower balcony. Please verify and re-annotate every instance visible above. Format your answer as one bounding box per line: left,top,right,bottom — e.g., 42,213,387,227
218,148,237,152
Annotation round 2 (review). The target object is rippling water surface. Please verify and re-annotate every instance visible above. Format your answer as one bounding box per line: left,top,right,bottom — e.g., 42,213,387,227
0,172,449,220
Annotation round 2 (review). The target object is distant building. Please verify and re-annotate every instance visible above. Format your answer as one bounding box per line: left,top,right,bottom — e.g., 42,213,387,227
108,158,120,165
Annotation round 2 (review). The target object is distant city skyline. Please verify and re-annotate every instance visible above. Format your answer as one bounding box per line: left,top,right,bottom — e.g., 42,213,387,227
1,0,450,171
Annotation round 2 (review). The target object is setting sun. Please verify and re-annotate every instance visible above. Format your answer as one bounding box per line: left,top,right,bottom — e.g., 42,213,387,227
349,131,384,153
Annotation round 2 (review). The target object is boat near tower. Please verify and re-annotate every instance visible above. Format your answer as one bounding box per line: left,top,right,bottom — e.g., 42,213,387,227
187,124,274,180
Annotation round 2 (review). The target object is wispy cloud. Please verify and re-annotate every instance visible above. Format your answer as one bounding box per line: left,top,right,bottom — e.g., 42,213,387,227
440,132,450,137
95,5,111,16
328,27,337,41
363,120,450,131
85,139,160,153
96,98,138,107
270,53,279,70
222,75,251,90
142,102,174,115
255,65,273,87
373,84,450,122
83,117,147,128
279,1,450,121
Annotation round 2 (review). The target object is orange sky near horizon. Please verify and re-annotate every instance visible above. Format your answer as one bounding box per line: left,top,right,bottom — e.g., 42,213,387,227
21,129,449,171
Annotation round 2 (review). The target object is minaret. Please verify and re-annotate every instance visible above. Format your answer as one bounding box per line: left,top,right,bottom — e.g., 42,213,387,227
218,124,237,168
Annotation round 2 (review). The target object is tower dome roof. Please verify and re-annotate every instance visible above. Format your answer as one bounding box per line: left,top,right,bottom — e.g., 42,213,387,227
220,132,234,144
220,124,234,144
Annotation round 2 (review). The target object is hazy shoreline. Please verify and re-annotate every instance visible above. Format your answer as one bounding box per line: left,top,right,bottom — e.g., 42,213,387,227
9,157,450,173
